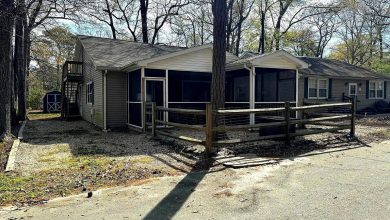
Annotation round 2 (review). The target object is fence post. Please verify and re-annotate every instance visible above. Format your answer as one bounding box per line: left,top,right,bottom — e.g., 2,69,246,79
284,102,291,146
350,97,356,136
205,103,213,154
151,102,156,137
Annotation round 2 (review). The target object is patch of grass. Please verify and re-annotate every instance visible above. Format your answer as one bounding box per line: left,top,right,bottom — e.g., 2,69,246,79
370,129,390,139
130,156,154,164
1,154,179,207
38,144,70,163
72,145,107,155
59,156,113,169
0,173,44,205
28,111,60,121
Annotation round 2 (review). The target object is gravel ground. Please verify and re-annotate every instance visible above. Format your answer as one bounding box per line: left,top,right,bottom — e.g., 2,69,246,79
4,114,389,207
2,140,389,220
14,119,197,176
160,116,390,158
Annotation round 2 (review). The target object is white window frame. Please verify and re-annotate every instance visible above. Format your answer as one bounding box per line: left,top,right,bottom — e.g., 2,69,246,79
369,80,384,99
87,81,94,105
349,83,357,97
308,78,328,99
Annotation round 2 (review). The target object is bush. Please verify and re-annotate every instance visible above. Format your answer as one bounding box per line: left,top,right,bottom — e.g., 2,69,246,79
27,75,45,110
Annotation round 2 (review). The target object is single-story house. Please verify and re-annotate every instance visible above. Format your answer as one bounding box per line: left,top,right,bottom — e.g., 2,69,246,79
62,35,390,130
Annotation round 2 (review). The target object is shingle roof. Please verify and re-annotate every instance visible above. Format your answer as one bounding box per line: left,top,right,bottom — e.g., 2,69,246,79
298,57,390,79
78,35,185,70
230,50,278,65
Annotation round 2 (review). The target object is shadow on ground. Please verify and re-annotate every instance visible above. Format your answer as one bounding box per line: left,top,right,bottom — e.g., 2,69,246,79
22,115,374,219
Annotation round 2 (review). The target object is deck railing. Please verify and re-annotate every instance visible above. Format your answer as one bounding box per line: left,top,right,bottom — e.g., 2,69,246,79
62,61,83,81
145,99,356,153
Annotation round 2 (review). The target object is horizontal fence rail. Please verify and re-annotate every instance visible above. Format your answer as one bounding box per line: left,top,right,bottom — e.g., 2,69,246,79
145,98,357,153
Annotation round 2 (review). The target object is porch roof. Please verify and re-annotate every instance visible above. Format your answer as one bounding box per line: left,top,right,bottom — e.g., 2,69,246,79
228,50,310,70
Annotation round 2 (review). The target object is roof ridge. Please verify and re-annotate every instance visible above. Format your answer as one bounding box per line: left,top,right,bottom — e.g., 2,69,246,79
77,35,186,49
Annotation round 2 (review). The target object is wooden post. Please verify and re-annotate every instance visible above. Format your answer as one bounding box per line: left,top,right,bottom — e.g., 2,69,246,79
151,102,156,137
284,102,291,146
350,97,356,136
142,101,146,133
205,103,213,154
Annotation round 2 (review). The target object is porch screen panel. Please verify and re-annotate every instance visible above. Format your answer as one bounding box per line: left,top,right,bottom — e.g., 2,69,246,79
128,103,142,126
128,70,142,127
145,69,166,77
262,71,278,102
226,70,249,102
278,70,296,101
168,70,211,103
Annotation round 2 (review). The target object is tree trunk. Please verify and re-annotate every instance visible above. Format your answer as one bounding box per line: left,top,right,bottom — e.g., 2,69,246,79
211,0,227,118
226,0,234,52
378,27,383,60
274,21,281,50
234,0,245,56
140,0,148,43
258,10,266,54
0,0,15,137
15,0,26,121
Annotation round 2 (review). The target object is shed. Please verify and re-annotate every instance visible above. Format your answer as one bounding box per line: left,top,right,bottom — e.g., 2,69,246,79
43,91,62,113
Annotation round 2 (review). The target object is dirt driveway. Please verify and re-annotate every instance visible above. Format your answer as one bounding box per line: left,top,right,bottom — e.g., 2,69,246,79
2,140,389,219
0,113,198,206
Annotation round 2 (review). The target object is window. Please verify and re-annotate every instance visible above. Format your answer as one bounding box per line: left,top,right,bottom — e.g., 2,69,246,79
369,81,384,99
308,78,328,99
87,82,94,104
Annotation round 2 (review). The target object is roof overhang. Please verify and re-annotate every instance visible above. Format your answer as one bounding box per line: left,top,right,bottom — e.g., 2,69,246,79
120,44,213,72
136,44,213,67
228,50,310,71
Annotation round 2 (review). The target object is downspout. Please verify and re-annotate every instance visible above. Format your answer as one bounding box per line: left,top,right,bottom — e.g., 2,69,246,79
295,67,299,119
103,70,108,131
250,66,256,124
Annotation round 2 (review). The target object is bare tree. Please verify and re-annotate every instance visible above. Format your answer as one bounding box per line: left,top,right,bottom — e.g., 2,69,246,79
150,0,190,44
115,0,140,41
309,7,339,58
169,1,213,47
226,0,254,54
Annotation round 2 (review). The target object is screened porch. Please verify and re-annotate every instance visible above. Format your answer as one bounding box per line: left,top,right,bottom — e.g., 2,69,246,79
126,67,298,129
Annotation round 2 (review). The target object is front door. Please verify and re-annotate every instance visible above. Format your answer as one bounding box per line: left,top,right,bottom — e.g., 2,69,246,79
145,79,165,107
143,78,166,128
349,83,357,97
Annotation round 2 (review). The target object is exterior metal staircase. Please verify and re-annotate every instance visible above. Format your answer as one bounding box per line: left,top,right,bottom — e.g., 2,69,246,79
61,61,83,120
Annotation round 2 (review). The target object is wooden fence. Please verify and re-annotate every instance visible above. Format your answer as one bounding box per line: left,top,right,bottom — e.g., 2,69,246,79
144,99,356,153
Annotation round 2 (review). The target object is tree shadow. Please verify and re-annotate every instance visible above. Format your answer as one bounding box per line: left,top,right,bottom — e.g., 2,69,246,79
143,158,215,220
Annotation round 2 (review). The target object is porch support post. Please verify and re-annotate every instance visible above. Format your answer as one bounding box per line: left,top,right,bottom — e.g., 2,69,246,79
295,68,299,119
250,67,256,124
141,67,145,130
165,69,169,121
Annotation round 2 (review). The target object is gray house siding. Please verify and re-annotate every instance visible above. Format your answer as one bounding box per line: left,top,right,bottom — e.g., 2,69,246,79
106,71,127,129
331,79,390,109
299,76,390,110
73,40,104,128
